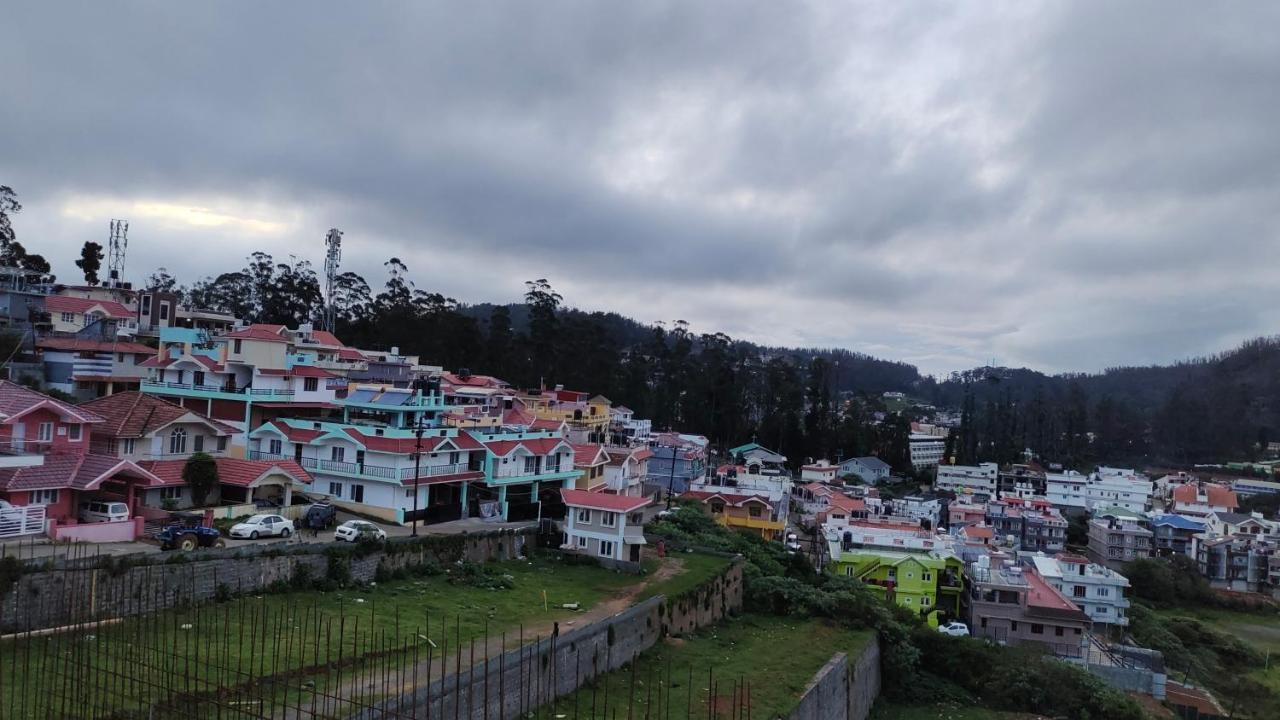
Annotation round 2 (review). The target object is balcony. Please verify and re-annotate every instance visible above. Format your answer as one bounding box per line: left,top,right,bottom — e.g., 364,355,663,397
251,452,481,484
142,380,295,398
0,440,47,469
717,515,785,532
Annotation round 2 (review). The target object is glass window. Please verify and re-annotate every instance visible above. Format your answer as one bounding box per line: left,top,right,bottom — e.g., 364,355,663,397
269,439,283,455
577,508,591,523
168,428,187,455
38,422,54,442
599,540,614,557
31,489,59,505
1031,624,1043,634
67,424,82,441
217,436,228,451
576,535,587,548
193,435,204,452
331,446,345,462
304,377,319,392
328,482,342,497
122,438,135,454
602,512,617,527
160,487,183,501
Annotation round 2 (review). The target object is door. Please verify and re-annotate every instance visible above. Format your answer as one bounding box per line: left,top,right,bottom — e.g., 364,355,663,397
295,443,303,463
629,544,641,563
351,484,365,503
11,422,23,451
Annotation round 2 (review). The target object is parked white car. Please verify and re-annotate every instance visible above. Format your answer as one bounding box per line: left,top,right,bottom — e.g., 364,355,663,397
78,500,131,523
229,514,292,539
938,621,970,637
334,520,387,543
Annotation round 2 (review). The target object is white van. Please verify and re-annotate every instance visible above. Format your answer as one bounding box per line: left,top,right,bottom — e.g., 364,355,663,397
78,501,130,523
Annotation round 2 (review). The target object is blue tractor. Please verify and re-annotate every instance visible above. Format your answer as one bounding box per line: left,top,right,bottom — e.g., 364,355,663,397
154,513,227,552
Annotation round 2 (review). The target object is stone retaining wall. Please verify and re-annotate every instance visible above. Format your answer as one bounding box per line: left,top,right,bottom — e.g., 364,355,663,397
787,638,881,720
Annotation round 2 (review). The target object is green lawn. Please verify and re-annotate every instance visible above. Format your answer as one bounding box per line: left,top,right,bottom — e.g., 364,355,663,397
638,551,733,602
1154,606,1280,701
0,554,715,719
550,614,872,720
870,703,1041,720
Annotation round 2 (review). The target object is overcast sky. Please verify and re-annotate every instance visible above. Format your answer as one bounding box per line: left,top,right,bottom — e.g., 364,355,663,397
3,2,1278,377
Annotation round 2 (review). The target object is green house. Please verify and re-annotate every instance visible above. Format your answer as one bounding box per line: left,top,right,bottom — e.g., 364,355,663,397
826,530,965,626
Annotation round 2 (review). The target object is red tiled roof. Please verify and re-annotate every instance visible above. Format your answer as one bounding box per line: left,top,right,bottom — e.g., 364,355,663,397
138,355,173,368
337,347,367,361
1025,570,1088,621
222,324,289,342
140,457,311,488
963,525,994,539
0,381,104,424
502,407,536,426
307,330,345,347
442,372,508,388
0,453,160,491
79,391,238,438
572,443,607,467
342,427,431,454
681,490,772,506
191,355,224,371
285,365,337,378
561,488,650,512
531,418,565,431
605,447,651,466
828,495,866,512
268,421,326,443
45,295,134,319
37,337,154,354
1172,482,1238,509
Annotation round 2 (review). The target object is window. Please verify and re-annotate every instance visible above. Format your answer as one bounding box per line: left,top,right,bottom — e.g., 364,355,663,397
328,482,342,497
331,446,345,462
546,455,560,472
576,508,591,524
602,512,617,528
980,618,987,629
1011,621,1018,631
117,353,125,362
630,512,644,525
845,566,855,577
193,435,204,452
233,339,242,354
1030,624,1044,635
922,572,932,582
160,486,183,501
267,438,282,455
1073,586,1087,598
37,422,54,442
1055,626,1064,637
599,540,615,557
158,302,170,321
405,488,415,498
217,436,227,451
122,438,135,454
61,312,76,323
576,535,588,548
921,596,930,606
1096,607,1108,614
304,377,319,392
168,428,187,455
351,484,364,502
887,568,897,579
523,456,539,474
193,371,205,387
31,489,59,504
141,295,152,314
710,502,725,515
449,452,460,465
1096,587,1110,597
748,504,762,518
67,424,82,442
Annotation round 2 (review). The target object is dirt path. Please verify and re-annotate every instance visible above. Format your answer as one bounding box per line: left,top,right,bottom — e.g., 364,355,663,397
287,556,689,717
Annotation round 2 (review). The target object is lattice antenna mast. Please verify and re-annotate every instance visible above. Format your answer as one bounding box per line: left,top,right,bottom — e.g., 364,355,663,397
107,219,128,287
323,228,343,331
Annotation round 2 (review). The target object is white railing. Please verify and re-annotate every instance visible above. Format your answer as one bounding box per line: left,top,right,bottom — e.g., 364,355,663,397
142,380,295,397
0,504,46,538
399,462,471,480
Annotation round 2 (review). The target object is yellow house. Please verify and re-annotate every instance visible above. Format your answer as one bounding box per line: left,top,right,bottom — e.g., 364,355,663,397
518,388,612,440
682,489,785,541
572,443,609,490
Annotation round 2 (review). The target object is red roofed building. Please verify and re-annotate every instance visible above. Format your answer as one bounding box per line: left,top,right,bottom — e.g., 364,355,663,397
46,295,137,334
680,488,785,540
1171,481,1239,517
966,556,1091,658
560,488,649,563
572,443,609,491
138,457,311,510
0,382,165,539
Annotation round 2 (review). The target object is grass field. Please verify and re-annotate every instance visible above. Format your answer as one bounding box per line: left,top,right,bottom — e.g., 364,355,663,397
551,614,872,720
0,552,731,718
870,703,1043,720
638,551,733,602
1155,606,1280,699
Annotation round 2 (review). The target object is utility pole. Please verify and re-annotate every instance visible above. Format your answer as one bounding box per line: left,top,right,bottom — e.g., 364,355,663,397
411,410,425,537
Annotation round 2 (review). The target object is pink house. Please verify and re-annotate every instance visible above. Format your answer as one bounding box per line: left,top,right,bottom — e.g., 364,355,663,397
0,382,159,537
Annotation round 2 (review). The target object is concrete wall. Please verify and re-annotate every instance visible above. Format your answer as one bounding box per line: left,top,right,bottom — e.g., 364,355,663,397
786,638,881,720
0,528,534,632
361,559,745,720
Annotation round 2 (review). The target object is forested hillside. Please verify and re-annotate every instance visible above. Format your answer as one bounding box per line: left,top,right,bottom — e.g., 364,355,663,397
130,251,1280,470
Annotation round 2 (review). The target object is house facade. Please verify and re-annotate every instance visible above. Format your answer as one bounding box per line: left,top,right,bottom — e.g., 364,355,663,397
840,456,892,485
935,462,998,495
1086,517,1153,569
985,497,1068,553
825,522,964,627
1150,514,1205,557
966,556,1092,658
1032,554,1131,627
37,337,154,400
560,489,649,563
681,488,786,540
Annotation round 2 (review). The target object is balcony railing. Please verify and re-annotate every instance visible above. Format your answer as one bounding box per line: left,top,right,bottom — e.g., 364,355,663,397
263,453,478,483
142,380,295,397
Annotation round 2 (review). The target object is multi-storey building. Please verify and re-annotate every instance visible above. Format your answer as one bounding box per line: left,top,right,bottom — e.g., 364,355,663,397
607,405,651,446
518,387,612,443
37,337,155,400
966,555,1091,658
1087,517,1153,569
602,446,653,498
909,434,946,470
985,497,1067,552
1032,554,1131,627
646,433,707,495
1087,467,1153,514
45,295,137,335
1045,470,1088,511
1171,481,1238,517
840,456,892,485
825,522,964,626
948,495,988,527
572,443,609,491
1196,535,1278,594
800,460,840,484
1150,514,1205,557
997,464,1047,497
935,462,998,495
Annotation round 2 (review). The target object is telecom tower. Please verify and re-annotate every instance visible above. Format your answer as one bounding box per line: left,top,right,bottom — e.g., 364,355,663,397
107,219,128,287
323,228,343,332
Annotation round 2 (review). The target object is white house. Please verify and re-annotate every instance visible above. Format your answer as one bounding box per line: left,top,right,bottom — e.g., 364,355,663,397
1045,470,1088,510
839,456,891,485
1033,553,1131,627
800,460,839,483
935,463,998,495
1087,467,1152,514
909,435,946,470
560,489,649,563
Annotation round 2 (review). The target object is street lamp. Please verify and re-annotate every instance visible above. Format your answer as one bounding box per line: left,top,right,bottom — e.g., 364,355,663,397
411,411,425,537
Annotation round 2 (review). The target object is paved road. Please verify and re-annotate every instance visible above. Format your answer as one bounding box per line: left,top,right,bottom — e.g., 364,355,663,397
0,512,539,560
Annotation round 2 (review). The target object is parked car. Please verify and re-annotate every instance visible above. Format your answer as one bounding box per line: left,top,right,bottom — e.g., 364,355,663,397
228,514,292,539
938,621,970,637
334,519,387,543
155,522,226,551
78,500,131,523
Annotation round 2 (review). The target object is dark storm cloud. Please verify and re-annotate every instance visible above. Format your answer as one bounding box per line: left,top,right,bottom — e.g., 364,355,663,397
2,1,1278,375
